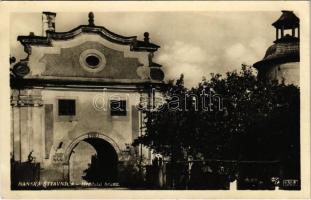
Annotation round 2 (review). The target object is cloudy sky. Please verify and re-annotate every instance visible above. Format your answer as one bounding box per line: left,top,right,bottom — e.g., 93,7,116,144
11,11,282,86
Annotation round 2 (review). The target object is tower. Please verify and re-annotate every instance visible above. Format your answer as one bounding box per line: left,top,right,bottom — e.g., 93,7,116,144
253,10,300,85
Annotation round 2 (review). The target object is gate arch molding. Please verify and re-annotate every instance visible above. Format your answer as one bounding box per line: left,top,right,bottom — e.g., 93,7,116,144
63,132,122,164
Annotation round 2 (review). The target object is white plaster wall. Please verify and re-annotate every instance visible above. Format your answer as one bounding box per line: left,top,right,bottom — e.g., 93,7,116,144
41,89,143,163
265,62,299,86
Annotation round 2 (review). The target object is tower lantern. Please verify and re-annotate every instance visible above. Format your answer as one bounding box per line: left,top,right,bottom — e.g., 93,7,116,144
272,10,299,41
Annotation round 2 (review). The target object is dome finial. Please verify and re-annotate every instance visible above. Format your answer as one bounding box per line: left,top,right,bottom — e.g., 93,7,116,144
144,32,150,43
88,12,95,26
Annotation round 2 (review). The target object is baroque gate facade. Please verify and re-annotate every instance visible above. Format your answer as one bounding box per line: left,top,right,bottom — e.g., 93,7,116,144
10,12,165,184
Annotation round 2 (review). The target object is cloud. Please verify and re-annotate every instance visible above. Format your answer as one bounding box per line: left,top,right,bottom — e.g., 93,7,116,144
224,36,270,69
249,36,270,59
156,37,269,87
225,43,247,60
156,41,217,87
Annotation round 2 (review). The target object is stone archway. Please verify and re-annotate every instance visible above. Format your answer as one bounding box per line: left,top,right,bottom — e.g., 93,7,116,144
63,132,121,184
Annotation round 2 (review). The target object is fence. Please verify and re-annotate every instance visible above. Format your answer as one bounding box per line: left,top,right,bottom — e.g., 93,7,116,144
145,158,284,190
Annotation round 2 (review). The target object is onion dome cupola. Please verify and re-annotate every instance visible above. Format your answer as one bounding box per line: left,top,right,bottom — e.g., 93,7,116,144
253,10,300,85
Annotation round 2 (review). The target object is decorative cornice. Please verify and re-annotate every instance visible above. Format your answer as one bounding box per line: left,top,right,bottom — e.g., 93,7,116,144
10,76,165,90
48,25,137,44
11,59,30,77
253,55,299,70
273,36,299,44
11,95,43,107
17,25,160,52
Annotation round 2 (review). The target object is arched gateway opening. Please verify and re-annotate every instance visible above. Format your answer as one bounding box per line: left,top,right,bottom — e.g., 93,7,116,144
64,133,120,185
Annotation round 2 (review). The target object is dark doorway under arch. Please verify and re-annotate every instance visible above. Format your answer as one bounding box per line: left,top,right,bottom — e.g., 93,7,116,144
69,137,118,184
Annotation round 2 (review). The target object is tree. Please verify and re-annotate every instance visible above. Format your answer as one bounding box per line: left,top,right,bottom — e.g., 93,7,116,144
134,65,300,187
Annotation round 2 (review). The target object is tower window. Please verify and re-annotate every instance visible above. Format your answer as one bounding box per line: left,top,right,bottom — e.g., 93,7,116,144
58,99,76,116
110,100,127,116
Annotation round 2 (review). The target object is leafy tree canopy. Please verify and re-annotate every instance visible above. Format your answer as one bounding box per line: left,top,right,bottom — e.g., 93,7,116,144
134,65,300,164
